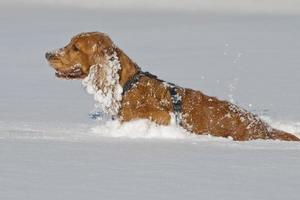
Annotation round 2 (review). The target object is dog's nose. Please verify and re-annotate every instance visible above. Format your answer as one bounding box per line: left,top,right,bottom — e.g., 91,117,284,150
45,52,53,60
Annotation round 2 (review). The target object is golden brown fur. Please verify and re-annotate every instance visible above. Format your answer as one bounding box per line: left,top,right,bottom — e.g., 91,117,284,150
46,32,299,141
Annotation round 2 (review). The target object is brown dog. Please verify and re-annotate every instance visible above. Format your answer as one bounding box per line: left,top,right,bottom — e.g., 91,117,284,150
46,32,299,141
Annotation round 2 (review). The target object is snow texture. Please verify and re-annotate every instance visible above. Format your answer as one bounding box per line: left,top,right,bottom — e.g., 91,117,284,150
1,3,300,200
82,51,123,116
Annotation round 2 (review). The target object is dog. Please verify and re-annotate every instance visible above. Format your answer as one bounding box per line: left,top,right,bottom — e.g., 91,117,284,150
45,32,299,141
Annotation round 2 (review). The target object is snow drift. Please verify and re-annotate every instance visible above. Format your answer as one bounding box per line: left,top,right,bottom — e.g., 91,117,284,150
1,117,299,141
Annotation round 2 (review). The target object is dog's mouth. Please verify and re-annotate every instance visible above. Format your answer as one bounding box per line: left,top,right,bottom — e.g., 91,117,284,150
55,71,86,79
54,65,87,79
46,52,87,79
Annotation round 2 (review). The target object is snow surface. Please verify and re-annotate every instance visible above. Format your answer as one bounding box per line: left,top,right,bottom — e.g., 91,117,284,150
1,3,300,200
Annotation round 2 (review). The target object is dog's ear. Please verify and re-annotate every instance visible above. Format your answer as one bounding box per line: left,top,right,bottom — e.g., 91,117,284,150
88,52,119,93
84,63,121,115
88,64,106,91
106,46,115,56
91,43,103,64
92,41,116,64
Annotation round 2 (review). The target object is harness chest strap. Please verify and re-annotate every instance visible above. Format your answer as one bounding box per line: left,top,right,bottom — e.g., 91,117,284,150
122,71,182,125
168,84,182,124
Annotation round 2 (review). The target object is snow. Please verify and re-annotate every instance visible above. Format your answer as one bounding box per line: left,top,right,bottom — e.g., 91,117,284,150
1,2,300,200
91,119,194,139
82,51,123,116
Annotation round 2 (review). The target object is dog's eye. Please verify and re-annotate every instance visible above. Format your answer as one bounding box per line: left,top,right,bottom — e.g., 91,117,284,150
72,45,80,52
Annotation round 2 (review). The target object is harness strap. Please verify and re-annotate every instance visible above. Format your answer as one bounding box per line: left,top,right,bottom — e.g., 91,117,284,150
122,71,182,125
168,84,182,125
122,72,143,96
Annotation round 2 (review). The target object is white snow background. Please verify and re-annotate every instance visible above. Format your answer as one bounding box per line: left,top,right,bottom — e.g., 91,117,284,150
1,1,300,199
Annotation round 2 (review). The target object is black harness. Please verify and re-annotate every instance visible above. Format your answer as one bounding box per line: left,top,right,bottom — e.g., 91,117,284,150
122,71,182,125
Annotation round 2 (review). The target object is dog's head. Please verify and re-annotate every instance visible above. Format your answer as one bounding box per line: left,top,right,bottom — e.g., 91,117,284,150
45,32,115,79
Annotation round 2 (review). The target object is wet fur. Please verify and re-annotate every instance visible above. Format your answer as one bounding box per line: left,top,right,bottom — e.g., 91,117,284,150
46,32,299,141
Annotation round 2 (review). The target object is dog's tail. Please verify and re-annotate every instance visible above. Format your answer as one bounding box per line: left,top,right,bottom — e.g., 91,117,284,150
269,129,300,141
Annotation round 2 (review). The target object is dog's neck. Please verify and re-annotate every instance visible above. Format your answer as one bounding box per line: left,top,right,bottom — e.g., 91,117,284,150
82,47,139,116
115,48,140,87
